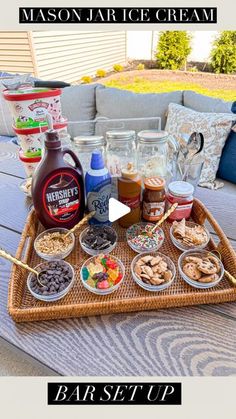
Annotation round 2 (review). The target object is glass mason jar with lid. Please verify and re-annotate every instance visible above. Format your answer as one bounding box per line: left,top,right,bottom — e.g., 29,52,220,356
137,130,178,183
105,130,137,176
72,136,105,174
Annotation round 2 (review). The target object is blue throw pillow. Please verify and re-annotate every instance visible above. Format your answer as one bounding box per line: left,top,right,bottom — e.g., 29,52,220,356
217,101,236,184
217,128,236,183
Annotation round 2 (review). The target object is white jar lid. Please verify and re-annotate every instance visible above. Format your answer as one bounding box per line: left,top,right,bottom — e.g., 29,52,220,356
168,181,194,197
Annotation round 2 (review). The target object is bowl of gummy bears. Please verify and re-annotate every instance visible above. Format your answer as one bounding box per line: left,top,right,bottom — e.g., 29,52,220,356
80,254,125,295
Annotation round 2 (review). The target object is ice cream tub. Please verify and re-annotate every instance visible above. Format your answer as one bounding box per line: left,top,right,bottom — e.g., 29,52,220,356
3,88,62,129
13,119,68,156
19,150,41,177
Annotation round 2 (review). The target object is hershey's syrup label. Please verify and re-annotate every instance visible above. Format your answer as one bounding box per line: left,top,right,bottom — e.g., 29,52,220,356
43,171,81,222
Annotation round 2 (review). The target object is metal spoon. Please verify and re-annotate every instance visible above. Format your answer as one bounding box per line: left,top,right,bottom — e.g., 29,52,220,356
64,211,96,238
140,203,178,238
182,132,204,180
0,248,45,286
48,211,96,244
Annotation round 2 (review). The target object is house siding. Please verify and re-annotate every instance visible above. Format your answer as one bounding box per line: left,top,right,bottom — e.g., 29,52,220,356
32,31,127,82
0,31,127,82
0,31,35,74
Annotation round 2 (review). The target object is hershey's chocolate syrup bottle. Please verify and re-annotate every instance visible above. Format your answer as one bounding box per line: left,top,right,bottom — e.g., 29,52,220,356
32,129,85,229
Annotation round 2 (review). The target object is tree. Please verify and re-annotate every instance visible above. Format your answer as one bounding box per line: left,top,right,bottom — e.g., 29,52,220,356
156,31,192,70
211,31,236,74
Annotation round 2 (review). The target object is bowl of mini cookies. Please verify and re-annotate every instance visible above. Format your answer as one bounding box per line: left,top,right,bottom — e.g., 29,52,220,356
178,250,224,289
131,252,176,292
170,219,210,252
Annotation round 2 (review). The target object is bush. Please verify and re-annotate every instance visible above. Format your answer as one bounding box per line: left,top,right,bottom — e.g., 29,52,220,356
211,31,236,74
113,64,124,72
156,31,192,70
81,76,92,84
137,63,145,70
96,69,107,78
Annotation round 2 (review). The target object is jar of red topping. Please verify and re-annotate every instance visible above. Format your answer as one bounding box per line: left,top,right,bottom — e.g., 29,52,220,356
166,181,194,221
142,176,165,222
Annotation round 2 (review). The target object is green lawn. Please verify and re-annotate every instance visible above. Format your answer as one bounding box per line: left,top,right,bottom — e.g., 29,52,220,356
104,76,236,102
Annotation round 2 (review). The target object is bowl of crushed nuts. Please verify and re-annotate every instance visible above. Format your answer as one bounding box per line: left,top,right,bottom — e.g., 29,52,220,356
170,219,210,252
178,250,224,289
131,252,176,292
34,228,75,260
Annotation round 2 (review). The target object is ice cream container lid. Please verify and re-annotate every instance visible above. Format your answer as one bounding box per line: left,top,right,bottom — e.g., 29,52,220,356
144,176,165,190
3,87,61,101
19,149,41,163
168,181,194,197
13,119,68,135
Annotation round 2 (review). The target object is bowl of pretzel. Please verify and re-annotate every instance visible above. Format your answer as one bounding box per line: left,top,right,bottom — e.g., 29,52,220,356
170,219,210,252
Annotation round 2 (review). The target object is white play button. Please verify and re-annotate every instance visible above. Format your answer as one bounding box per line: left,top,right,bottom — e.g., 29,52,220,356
108,198,131,222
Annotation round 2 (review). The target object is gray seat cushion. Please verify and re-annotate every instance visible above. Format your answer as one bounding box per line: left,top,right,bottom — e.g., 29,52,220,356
96,87,183,130
195,179,236,239
183,90,233,113
61,84,104,137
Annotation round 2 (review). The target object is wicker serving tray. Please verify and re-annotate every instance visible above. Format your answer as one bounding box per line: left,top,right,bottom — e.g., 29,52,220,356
8,198,236,322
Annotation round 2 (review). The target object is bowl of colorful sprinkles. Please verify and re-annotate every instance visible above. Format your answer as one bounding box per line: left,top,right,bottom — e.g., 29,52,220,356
126,222,165,253
81,254,125,295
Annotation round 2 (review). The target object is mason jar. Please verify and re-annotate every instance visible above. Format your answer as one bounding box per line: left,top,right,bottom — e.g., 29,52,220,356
105,130,137,199
137,130,178,183
72,135,106,174
105,130,137,176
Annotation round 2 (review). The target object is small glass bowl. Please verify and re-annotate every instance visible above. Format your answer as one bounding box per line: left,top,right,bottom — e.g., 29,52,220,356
34,228,75,260
27,260,75,302
131,252,176,292
80,254,125,295
170,221,210,252
178,250,224,289
79,225,117,256
126,222,165,254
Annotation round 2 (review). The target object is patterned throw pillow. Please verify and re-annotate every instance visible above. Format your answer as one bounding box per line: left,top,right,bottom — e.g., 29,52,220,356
165,103,234,189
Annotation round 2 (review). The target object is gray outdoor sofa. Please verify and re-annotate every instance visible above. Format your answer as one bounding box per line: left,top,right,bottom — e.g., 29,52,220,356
0,84,235,236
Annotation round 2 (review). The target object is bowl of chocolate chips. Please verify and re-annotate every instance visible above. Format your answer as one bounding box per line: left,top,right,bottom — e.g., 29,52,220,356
27,260,75,302
79,225,117,255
